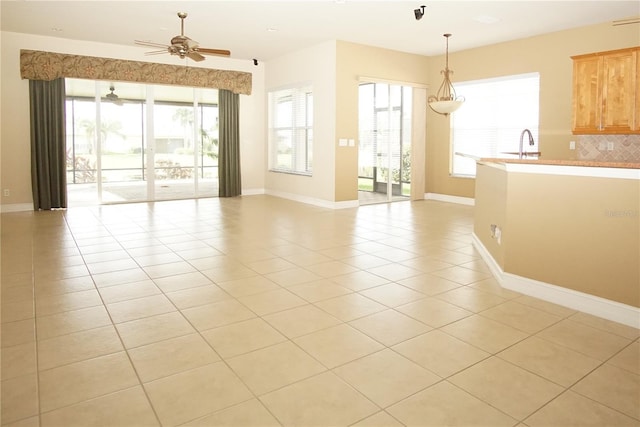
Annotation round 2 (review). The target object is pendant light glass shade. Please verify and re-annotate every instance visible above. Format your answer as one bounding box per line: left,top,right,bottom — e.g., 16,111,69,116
428,33,464,115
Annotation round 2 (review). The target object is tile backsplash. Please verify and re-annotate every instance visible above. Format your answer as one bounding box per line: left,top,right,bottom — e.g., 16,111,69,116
577,134,640,162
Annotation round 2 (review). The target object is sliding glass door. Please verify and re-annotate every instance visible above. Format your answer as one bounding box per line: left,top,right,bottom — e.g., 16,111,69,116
98,81,146,203
65,79,219,206
358,82,412,204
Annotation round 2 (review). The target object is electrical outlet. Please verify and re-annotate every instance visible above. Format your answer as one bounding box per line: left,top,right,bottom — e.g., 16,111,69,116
3,189,9,197
569,141,576,150
607,141,615,151
490,224,502,245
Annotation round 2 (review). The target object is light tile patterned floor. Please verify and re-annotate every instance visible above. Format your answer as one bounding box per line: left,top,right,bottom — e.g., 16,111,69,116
1,195,639,427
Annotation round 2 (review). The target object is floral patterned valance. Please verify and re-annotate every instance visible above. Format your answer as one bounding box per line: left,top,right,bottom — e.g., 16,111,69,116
20,49,252,95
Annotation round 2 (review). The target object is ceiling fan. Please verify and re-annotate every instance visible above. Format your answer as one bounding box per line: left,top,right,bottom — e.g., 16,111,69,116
135,12,231,62
103,84,124,105
102,84,139,106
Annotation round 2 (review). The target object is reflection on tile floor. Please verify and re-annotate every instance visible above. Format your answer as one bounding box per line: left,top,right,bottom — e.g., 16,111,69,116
1,195,639,426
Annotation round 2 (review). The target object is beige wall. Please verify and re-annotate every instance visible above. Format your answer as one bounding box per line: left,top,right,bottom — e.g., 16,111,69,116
0,31,265,210
475,163,640,308
506,172,639,307
473,164,507,267
335,42,430,202
264,41,337,203
426,21,640,199
265,40,429,204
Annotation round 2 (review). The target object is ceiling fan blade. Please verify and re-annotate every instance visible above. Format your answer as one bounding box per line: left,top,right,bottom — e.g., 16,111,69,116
612,18,639,26
145,49,170,56
135,40,169,49
197,48,231,56
186,51,206,62
103,95,124,106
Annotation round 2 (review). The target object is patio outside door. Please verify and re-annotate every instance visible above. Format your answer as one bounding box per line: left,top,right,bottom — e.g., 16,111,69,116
358,82,412,204
66,79,219,205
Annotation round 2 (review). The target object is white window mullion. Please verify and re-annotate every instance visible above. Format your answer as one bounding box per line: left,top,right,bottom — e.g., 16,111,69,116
146,86,155,199
94,81,103,203
192,88,200,195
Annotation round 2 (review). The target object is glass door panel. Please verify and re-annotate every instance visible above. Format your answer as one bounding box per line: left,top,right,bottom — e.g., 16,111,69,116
358,83,376,193
152,101,196,201
98,81,147,203
195,89,219,198
389,109,402,197
66,96,99,206
375,109,390,195
400,86,413,197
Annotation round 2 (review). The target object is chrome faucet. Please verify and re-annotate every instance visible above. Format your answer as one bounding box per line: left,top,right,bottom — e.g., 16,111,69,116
519,129,535,159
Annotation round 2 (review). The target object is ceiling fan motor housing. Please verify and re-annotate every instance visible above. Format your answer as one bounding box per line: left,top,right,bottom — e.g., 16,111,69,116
134,12,231,61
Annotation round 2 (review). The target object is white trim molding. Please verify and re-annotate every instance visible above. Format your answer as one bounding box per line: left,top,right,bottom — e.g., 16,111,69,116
1,203,33,213
504,163,640,180
263,190,359,210
241,188,266,196
472,233,640,329
425,193,475,206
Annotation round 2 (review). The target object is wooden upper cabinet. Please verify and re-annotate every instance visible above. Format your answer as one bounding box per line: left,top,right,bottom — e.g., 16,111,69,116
637,51,640,133
572,55,602,133
602,51,637,132
572,47,639,134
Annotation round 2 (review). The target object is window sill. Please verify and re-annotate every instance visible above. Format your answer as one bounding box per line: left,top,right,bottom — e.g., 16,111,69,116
269,169,312,177
450,173,476,179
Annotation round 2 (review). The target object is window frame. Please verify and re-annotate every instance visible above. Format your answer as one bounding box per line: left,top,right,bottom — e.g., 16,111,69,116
268,83,314,176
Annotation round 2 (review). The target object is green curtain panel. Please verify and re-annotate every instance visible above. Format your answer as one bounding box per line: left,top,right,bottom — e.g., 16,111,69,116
29,78,67,210
218,89,242,197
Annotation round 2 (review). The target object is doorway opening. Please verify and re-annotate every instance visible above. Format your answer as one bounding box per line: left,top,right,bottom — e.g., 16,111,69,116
358,82,412,205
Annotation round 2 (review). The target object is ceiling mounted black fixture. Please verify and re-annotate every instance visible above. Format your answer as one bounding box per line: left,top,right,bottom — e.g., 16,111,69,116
414,5,425,20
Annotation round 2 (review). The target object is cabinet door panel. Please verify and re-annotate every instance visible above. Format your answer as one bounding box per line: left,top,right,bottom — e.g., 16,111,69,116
572,56,602,133
636,52,640,131
602,51,636,132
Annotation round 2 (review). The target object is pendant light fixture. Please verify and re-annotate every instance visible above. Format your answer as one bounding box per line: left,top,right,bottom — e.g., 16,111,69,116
428,33,464,115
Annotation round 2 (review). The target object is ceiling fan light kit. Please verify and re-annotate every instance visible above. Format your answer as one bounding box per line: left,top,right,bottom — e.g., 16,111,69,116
135,12,231,62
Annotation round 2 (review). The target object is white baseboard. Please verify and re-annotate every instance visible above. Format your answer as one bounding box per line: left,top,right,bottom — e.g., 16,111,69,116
472,233,640,329
471,233,505,283
1,203,33,213
333,200,360,209
264,190,359,210
240,188,266,196
425,193,475,206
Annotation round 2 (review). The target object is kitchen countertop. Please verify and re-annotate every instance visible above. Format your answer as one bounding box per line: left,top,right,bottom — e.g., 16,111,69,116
479,158,640,169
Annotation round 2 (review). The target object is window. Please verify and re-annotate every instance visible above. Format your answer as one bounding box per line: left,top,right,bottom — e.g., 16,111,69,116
451,73,540,177
268,85,313,175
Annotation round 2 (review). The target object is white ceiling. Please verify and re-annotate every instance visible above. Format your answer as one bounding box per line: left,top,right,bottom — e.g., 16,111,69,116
1,1,639,63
